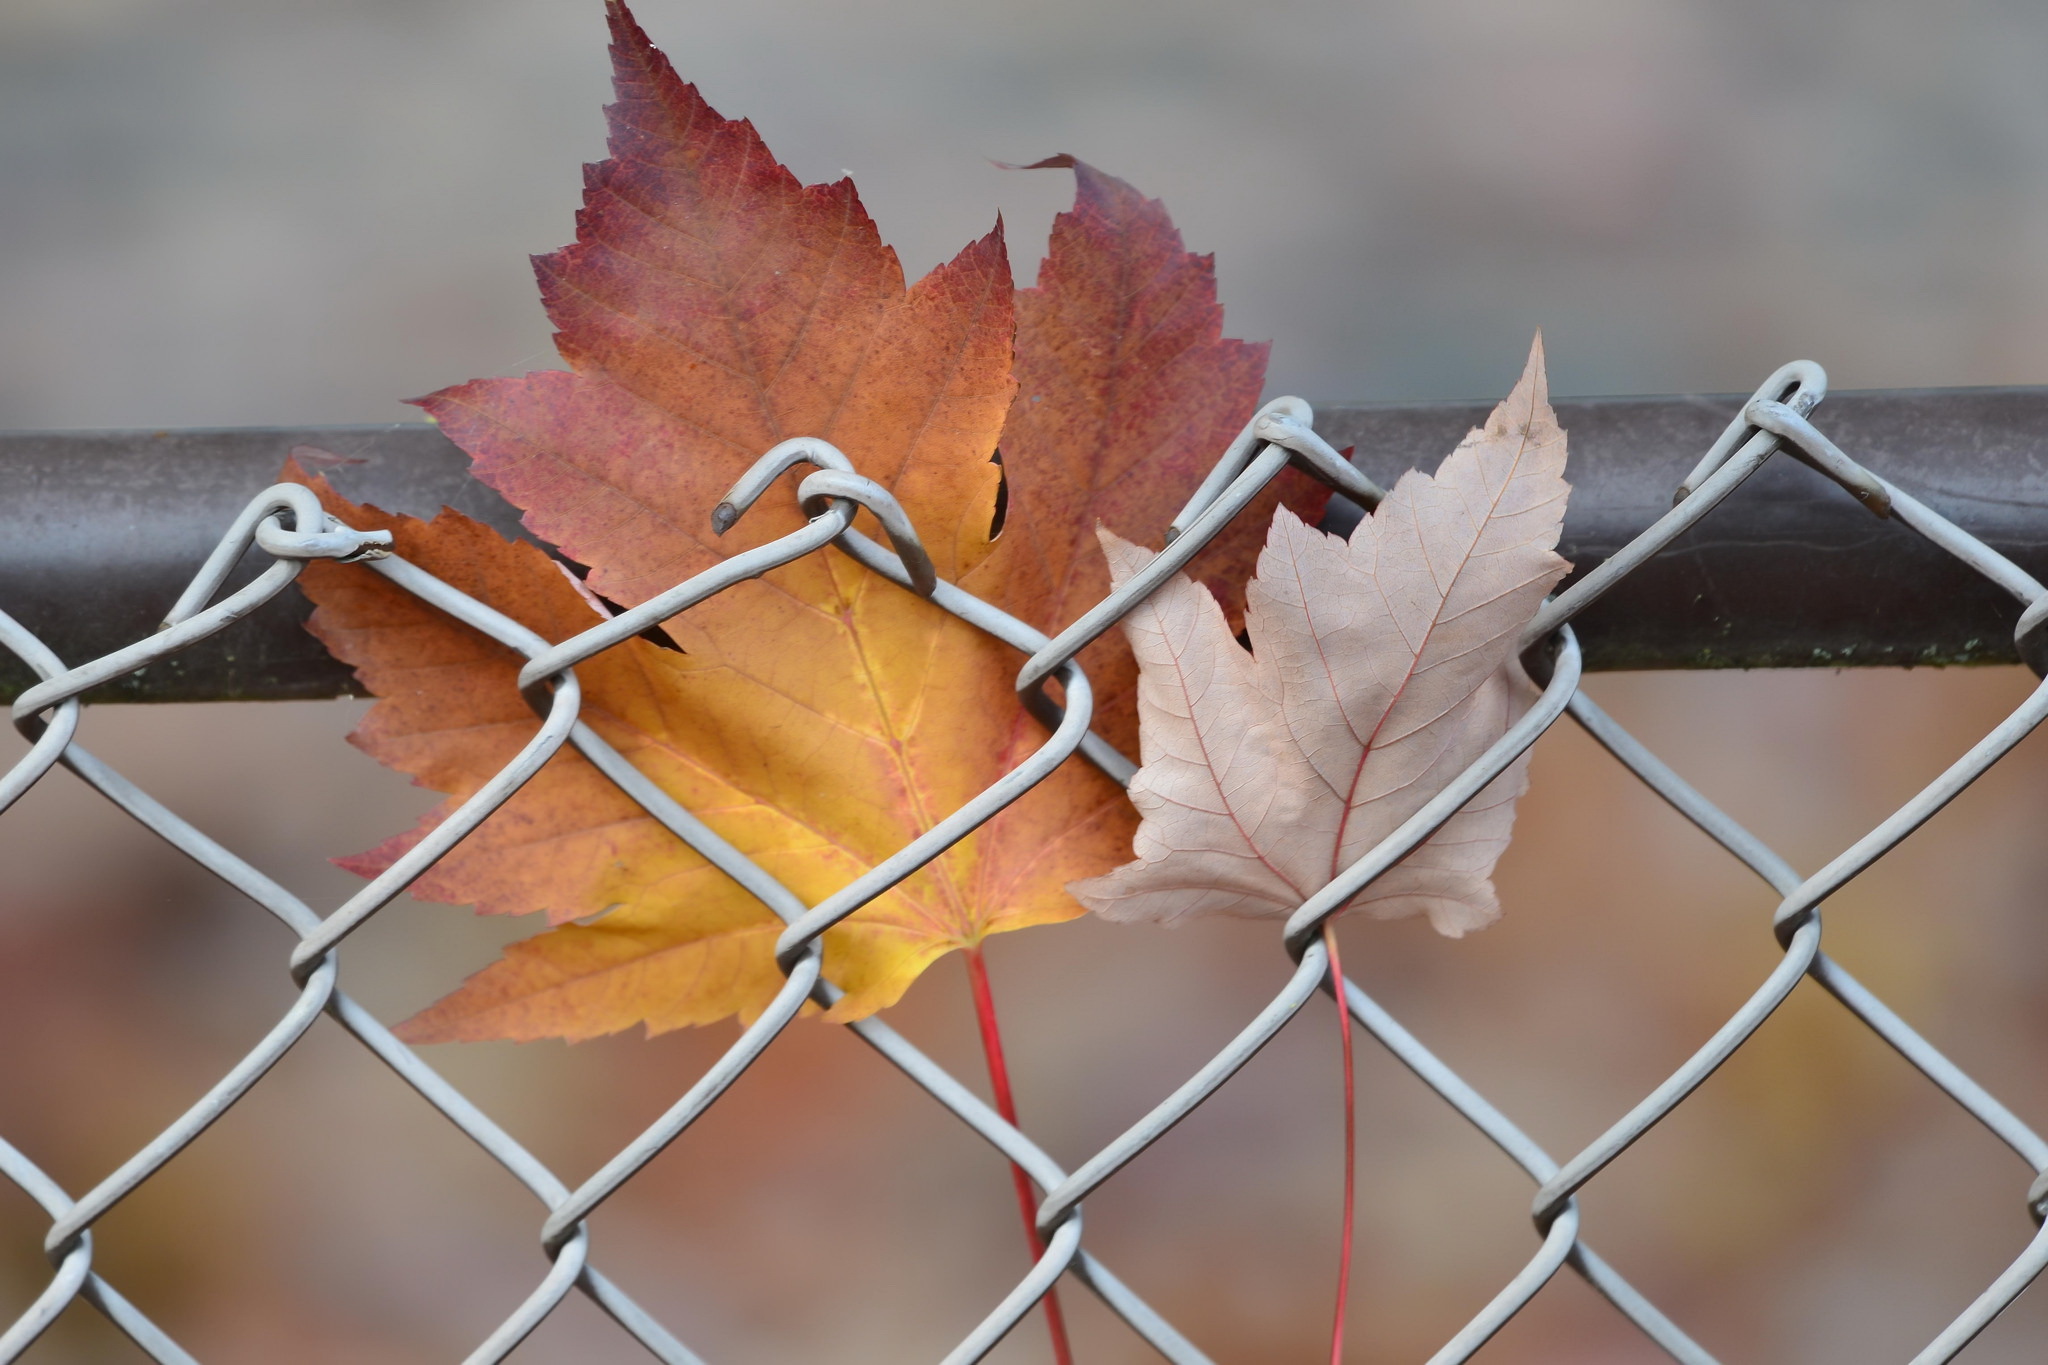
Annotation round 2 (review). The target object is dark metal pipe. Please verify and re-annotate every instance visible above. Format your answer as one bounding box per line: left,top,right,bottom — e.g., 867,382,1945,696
4,388,2047,702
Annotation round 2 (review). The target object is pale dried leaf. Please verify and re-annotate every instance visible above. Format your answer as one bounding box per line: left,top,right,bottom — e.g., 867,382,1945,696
1069,337,1570,935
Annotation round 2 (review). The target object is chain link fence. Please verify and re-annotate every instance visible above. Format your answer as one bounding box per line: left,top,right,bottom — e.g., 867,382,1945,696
3,360,2047,1363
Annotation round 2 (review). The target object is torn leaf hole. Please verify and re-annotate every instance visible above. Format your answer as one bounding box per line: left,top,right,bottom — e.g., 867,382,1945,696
560,556,686,653
989,448,1008,540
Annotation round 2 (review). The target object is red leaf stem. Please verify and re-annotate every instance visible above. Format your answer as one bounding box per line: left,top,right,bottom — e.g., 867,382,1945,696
1324,922,1357,1364
963,944,1076,1365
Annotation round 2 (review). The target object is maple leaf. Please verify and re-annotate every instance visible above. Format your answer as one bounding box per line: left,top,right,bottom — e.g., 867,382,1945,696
1069,338,1570,935
293,2,1307,1041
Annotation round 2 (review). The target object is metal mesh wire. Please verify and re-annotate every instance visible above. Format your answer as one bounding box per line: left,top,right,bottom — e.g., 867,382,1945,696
4,359,2047,1364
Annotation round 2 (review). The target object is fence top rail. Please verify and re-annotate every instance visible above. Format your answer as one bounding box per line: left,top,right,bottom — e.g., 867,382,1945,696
5,385,2048,702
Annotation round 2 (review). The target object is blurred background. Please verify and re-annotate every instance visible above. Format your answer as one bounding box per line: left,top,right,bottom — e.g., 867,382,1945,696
5,0,2048,1360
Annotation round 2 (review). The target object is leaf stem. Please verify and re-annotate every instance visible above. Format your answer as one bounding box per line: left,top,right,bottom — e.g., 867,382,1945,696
963,943,1076,1365
1323,921,1356,1365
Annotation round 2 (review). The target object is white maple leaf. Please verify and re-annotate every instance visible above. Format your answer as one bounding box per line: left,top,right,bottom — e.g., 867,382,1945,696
1069,337,1570,935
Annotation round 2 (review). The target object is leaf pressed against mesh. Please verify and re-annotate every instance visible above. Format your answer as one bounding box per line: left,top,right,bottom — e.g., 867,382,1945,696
296,474,819,1038
293,1,1314,1040
991,153,1325,753
1070,339,1570,935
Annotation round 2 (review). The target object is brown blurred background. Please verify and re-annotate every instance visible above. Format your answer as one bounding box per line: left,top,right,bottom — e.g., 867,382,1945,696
5,0,2048,1360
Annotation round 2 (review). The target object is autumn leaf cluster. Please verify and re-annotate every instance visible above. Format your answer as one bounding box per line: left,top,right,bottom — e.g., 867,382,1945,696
297,0,1572,1047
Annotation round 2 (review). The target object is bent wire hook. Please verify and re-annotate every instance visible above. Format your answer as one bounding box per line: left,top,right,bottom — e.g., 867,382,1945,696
509,438,939,709
1009,397,1384,780
712,436,939,596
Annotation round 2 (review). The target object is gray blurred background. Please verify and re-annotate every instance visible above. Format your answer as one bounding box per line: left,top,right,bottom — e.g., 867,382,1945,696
6,0,2048,1360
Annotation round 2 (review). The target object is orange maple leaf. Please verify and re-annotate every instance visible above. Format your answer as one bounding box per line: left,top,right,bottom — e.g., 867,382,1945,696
295,1,1312,1040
